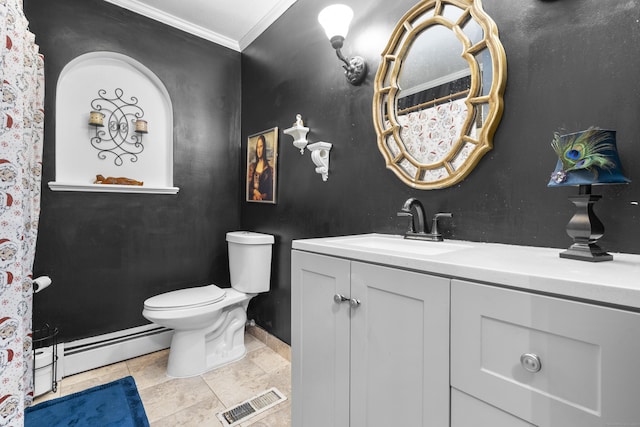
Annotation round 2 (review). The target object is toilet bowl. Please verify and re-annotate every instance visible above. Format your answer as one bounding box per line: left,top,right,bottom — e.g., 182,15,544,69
142,231,274,377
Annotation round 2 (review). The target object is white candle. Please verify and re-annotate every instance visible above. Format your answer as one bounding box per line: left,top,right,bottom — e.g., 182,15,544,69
135,119,148,133
89,111,104,126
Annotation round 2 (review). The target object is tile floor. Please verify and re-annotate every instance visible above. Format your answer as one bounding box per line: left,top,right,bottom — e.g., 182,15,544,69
33,332,291,426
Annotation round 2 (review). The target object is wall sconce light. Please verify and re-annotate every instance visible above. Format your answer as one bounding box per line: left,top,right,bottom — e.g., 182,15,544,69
283,114,310,154
89,88,148,166
318,4,367,86
548,127,630,262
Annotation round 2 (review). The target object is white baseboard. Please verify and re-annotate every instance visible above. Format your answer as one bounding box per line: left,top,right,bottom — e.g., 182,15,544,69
63,324,172,377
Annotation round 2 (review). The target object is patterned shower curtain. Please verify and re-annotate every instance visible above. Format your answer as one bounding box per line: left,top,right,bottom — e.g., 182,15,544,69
0,0,45,425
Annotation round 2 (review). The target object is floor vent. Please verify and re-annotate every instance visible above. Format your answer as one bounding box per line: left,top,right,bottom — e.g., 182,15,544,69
217,388,287,426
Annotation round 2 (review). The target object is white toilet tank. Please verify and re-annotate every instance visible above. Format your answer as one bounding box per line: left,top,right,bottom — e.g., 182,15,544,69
226,231,274,294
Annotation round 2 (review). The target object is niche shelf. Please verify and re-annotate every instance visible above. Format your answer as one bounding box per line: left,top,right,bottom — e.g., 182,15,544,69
49,52,179,194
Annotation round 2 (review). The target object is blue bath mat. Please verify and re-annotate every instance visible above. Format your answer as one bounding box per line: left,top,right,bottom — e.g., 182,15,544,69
25,376,149,427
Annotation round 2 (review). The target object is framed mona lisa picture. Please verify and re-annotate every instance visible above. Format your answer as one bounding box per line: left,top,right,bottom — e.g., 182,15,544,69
246,127,278,204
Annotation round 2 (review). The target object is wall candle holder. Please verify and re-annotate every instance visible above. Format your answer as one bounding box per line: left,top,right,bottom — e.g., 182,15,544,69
283,114,332,181
283,114,309,154
89,88,148,166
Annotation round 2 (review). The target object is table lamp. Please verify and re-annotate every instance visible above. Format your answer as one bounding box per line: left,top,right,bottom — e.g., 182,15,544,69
548,127,630,262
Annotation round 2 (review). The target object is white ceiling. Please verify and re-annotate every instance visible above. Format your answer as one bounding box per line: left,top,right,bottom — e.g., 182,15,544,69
104,0,298,52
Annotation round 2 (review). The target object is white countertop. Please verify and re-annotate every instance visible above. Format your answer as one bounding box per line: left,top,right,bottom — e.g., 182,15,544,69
292,234,640,310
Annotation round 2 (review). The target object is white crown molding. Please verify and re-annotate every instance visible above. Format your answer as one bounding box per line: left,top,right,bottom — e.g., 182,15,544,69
104,0,298,52
103,0,241,51
239,0,297,51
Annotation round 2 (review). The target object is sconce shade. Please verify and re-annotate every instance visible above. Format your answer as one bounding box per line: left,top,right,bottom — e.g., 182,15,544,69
318,4,353,41
548,128,630,187
318,4,367,85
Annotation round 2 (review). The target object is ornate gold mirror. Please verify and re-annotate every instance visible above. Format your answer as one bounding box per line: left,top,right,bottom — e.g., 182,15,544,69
373,0,506,189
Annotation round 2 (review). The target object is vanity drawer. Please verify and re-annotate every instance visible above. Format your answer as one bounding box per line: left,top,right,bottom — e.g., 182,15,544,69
451,279,640,427
451,388,535,427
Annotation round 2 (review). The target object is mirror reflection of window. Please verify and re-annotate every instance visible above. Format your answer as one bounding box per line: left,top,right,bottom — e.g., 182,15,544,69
398,25,469,105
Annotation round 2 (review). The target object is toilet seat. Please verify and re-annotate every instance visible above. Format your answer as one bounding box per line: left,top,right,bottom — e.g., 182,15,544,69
144,285,226,311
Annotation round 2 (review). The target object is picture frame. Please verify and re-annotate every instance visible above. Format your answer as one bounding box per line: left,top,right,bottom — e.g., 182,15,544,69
246,127,278,204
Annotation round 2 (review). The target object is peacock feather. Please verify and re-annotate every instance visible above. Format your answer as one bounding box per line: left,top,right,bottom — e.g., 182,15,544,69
551,127,615,180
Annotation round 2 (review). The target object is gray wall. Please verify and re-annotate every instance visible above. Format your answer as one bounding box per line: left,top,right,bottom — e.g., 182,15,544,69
241,0,640,343
27,0,640,347
26,0,242,341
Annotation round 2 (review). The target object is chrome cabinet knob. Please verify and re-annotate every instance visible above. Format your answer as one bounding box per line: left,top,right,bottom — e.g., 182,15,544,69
334,294,349,303
334,294,361,308
520,353,542,373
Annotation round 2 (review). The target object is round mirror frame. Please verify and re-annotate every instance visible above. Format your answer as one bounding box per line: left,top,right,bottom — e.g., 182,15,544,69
372,0,507,189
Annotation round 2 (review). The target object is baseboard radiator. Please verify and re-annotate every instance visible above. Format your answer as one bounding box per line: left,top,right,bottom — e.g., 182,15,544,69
62,324,173,377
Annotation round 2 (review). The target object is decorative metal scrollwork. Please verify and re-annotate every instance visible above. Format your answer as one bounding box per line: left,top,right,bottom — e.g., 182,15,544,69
89,88,147,166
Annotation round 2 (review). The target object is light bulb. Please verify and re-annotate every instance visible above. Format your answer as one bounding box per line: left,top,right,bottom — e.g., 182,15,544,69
318,4,353,40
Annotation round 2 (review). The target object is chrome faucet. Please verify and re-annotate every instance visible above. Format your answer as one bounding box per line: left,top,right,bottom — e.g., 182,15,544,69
397,198,452,241
397,198,427,234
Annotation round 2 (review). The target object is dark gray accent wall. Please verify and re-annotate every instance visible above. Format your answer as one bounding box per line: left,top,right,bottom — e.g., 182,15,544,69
241,0,640,343
25,0,640,348
26,0,242,342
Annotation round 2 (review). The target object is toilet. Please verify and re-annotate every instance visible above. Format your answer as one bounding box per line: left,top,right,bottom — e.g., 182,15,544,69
142,231,274,377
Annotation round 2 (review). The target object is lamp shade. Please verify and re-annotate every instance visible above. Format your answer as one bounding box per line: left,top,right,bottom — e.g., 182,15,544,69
318,4,353,40
548,128,630,187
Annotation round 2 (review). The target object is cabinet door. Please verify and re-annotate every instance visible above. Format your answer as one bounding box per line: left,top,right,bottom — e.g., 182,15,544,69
350,262,450,427
291,250,351,427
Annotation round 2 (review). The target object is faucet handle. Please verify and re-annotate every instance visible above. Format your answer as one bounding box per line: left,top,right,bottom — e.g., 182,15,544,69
433,212,453,220
430,213,452,236
397,211,414,233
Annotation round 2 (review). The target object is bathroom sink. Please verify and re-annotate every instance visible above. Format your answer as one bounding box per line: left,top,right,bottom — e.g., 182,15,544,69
325,234,471,257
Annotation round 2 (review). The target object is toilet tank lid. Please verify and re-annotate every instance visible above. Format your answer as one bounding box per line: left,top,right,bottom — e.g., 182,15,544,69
226,231,274,245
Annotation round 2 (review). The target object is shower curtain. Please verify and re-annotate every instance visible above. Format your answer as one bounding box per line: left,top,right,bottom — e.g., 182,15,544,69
0,0,44,425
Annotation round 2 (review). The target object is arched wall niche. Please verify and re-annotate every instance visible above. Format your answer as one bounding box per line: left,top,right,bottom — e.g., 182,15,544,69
49,51,178,194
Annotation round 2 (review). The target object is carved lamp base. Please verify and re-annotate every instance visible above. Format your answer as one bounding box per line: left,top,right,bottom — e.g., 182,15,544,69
560,186,613,262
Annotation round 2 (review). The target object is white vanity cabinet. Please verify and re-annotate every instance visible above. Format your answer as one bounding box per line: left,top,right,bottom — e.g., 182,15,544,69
450,279,640,427
291,250,450,427
292,233,640,427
